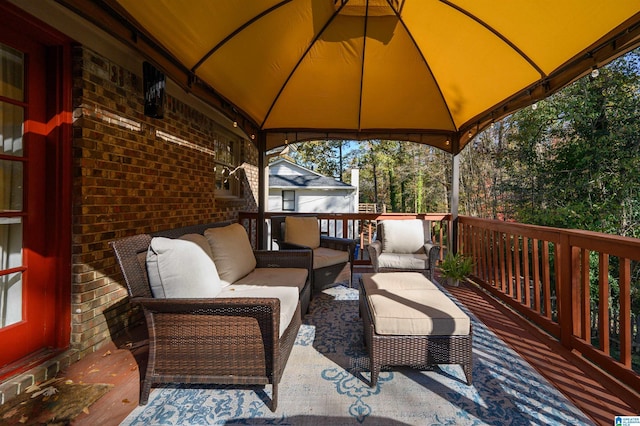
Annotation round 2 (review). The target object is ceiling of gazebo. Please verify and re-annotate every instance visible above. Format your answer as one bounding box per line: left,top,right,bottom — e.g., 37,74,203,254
61,0,640,154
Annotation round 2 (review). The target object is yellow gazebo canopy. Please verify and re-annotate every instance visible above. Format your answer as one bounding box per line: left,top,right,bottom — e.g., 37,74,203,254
69,0,640,154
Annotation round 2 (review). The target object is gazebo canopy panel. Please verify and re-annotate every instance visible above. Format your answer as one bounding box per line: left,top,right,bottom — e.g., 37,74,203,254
77,0,640,154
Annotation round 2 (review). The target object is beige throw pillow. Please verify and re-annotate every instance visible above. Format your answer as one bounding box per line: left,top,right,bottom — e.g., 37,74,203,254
146,237,222,298
285,216,320,249
205,223,257,286
381,219,426,254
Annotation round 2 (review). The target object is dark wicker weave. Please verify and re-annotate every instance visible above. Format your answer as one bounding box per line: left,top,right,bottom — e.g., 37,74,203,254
271,215,357,292
359,284,473,387
110,223,312,411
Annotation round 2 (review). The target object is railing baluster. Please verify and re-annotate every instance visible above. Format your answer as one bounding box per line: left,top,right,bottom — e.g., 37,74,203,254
580,248,590,342
542,241,551,319
506,233,514,297
599,253,610,355
514,235,521,302
620,257,631,367
523,236,531,308
532,238,541,313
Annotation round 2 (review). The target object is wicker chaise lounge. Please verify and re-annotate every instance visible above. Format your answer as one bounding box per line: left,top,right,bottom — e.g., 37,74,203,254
359,273,473,387
110,222,312,411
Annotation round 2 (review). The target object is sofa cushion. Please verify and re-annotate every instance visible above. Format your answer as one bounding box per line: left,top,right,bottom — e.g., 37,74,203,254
367,288,470,336
146,237,222,298
285,216,320,249
218,285,299,337
179,233,214,260
234,267,308,293
380,219,430,254
205,223,257,286
361,272,440,292
313,247,349,269
377,252,429,270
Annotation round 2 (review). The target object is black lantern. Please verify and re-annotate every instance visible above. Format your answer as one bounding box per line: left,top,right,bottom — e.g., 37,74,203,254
143,61,165,118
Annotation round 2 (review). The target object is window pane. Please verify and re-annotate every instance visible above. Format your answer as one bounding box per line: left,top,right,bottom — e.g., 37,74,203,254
0,43,24,101
0,159,22,211
0,219,23,328
0,271,22,327
282,190,295,211
0,102,24,156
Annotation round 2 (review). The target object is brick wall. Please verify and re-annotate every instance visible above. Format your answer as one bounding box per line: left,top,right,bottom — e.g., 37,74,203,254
70,46,258,357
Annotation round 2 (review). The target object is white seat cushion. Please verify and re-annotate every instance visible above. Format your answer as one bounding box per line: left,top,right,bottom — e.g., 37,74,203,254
218,285,299,337
361,272,439,291
234,267,308,293
313,246,349,269
146,237,222,298
205,224,257,286
377,252,429,270
367,288,470,336
285,216,320,249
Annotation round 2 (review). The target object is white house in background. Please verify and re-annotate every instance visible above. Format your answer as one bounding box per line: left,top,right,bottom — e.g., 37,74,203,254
268,158,358,213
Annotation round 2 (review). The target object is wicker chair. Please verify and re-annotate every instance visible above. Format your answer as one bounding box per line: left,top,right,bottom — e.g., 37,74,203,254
110,222,311,411
368,219,440,281
271,215,356,292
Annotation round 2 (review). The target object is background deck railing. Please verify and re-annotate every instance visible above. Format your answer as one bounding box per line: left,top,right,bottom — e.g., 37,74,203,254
239,211,640,397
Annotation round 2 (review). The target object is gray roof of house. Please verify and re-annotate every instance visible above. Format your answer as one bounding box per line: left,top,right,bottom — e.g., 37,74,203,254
269,174,355,189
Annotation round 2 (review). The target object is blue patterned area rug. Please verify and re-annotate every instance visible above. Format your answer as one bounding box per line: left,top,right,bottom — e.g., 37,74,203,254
121,283,594,426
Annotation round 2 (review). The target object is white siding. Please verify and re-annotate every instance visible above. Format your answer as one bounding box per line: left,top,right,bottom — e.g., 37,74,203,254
268,189,357,213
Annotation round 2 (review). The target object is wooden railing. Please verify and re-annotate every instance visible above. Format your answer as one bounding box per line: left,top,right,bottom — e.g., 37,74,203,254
458,215,640,395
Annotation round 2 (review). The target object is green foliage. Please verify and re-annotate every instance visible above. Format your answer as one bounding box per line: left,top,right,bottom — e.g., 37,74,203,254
439,252,474,281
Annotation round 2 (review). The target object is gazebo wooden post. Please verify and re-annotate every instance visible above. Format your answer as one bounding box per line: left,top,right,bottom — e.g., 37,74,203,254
257,131,267,249
450,137,461,255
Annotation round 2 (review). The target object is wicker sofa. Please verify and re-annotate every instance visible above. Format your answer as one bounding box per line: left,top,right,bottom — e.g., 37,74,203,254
110,221,312,411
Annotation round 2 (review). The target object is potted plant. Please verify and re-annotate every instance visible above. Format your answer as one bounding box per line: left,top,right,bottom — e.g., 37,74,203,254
439,251,473,286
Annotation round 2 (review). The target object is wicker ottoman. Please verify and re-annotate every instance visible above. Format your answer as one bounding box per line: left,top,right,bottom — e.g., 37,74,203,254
359,273,472,386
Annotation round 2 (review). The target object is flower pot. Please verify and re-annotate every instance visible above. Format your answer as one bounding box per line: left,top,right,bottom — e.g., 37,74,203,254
446,277,460,287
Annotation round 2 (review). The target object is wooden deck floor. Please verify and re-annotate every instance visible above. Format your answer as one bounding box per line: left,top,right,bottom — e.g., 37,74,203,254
67,272,639,425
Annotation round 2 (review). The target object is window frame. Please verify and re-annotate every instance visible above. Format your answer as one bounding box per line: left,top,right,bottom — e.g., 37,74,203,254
282,190,295,211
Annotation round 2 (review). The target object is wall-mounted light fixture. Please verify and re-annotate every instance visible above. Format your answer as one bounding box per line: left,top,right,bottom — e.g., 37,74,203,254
143,61,165,118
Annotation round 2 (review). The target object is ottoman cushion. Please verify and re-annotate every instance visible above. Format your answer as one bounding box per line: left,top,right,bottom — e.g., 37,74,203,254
361,272,439,291
367,288,470,336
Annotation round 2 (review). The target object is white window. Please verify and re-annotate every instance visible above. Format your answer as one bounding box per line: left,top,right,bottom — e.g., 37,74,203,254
282,190,295,211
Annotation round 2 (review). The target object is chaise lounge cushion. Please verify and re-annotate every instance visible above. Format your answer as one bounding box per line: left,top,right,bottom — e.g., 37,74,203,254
366,288,470,336
218,285,299,337
234,267,308,293
146,237,222,298
205,223,257,286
